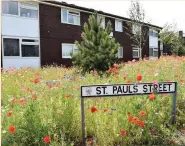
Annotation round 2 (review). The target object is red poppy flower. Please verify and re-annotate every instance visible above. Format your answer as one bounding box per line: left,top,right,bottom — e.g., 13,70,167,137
31,94,37,100
162,94,167,97
9,126,16,133
174,74,179,78
55,84,60,88
19,98,27,106
65,94,72,98
137,120,145,127
7,111,12,117
120,130,127,136
132,117,139,124
34,73,40,76
139,110,146,117
34,78,39,83
123,75,127,80
103,109,108,112
128,116,133,122
90,106,98,113
180,79,184,83
127,112,131,115
48,84,52,88
11,98,16,104
113,63,119,68
149,93,155,101
126,80,131,83
114,71,119,75
44,136,51,143
136,75,142,82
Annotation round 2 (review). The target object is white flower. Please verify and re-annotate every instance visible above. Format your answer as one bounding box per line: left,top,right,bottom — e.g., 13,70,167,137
154,73,158,77
2,130,6,134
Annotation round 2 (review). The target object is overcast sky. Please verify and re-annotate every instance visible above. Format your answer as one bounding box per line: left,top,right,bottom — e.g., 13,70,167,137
60,0,185,33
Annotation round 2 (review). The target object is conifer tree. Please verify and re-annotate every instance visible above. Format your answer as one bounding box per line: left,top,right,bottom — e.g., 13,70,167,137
71,13,120,75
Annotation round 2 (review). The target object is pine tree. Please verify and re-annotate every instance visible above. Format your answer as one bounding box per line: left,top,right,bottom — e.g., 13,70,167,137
71,12,120,75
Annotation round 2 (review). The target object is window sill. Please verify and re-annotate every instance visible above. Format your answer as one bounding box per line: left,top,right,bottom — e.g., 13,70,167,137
3,56,40,59
62,56,72,59
115,30,123,32
61,22,81,26
2,14,38,20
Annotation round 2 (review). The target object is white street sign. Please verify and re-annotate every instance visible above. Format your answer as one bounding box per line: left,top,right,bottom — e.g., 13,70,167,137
81,82,176,97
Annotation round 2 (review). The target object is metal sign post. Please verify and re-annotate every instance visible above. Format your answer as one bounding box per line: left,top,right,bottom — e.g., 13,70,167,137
80,82,177,144
171,83,178,124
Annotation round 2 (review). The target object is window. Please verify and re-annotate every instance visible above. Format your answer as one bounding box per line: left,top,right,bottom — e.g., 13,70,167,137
149,48,158,57
149,29,158,37
109,32,113,38
2,1,38,18
3,38,20,56
21,39,39,57
61,9,80,25
115,20,123,32
133,47,141,58
97,15,105,29
20,3,38,18
2,1,18,15
132,24,141,35
3,37,39,57
118,46,123,58
62,44,78,58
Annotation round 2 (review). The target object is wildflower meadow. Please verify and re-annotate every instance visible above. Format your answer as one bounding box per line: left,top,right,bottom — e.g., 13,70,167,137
1,56,185,146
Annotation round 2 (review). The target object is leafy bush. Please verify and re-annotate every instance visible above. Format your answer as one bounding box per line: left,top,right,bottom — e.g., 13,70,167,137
71,13,120,75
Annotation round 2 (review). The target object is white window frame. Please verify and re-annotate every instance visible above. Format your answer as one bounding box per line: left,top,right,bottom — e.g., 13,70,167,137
61,8,80,26
115,19,123,32
150,47,158,57
118,46,123,58
98,15,105,29
62,43,78,58
2,36,40,59
132,24,141,35
109,32,113,38
149,29,158,37
2,1,38,19
132,47,141,58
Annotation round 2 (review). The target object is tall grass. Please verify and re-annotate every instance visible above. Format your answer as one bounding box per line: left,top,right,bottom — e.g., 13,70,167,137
1,56,185,146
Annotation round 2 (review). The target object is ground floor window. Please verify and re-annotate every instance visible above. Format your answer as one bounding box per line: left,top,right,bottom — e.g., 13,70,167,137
117,46,123,58
132,47,141,58
149,47,158,57
62,43,78,58
2,37,39,57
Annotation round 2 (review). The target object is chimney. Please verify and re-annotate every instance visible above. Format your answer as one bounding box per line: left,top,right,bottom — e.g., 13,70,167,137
179,31,183,38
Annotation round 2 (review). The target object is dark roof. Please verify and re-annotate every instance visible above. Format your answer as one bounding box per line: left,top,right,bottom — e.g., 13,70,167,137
44,0,162,29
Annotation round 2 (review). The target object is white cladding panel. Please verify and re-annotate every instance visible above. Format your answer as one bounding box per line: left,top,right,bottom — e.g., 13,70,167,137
2,15,39,38
3,58,40,69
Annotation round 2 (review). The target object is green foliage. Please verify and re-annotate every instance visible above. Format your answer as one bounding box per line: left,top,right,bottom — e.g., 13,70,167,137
159,23,185,56
71,13,120,75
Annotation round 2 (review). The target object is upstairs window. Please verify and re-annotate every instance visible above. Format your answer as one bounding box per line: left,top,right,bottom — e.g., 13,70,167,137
149,29,158,37
97,15,105,29
2,1,18,15
61,9,80,25
132,24,141,35
20,3,38,18
2,1,38,18
115,20,123,32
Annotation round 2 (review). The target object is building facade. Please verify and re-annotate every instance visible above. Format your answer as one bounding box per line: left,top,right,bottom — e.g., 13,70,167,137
1,0,162,69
